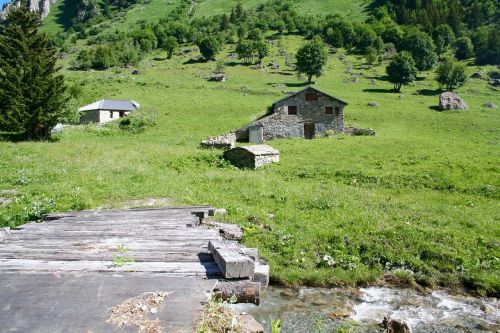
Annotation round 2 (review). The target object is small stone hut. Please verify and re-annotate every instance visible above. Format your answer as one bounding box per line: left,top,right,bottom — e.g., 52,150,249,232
223,145,279,169
237,86,347,142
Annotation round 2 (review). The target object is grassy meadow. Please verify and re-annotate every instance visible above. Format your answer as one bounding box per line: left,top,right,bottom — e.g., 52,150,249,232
1,28,499,294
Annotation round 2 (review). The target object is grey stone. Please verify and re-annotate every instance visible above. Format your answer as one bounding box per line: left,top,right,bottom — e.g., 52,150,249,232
213,247,255,279
483,102,497,108
215,208,227,215
223,145,279,169
0,198,13,206
344,127,376,136
382,317,413,333
209,73,228,82
253,262,270,288
237,312,265,333
201,133,236,149
51,123,63,134
439,92,468,110
131,69,140,75
0,189,18,196
489,79,500,87
470,72,482,79
368,101,379,107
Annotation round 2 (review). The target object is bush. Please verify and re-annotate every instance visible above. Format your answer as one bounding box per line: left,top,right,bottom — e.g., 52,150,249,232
118,108,157,133
454,37,474,60
436,57,467,91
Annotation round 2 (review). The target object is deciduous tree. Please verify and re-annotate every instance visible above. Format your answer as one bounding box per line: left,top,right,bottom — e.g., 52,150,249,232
386,51,417,92
295,36,328,83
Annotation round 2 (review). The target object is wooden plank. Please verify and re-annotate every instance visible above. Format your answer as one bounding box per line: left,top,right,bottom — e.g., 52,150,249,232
0,259,221,275
213,248,255,279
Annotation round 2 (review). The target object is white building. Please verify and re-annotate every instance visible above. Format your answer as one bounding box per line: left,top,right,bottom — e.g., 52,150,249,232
78,100,140,124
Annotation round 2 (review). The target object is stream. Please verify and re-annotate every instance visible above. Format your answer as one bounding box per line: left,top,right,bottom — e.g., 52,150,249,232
231,287,500,332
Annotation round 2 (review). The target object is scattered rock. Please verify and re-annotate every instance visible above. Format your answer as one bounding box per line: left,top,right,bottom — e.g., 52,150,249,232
215,208,227,215
344,127,376,136
0,189,19,196
488,71,500,80
439,92,468,110
209,73,228,82
0,198,13,206
131,69,140,75
476,321,500,332
201,133,236,149
328,308,353,319
51,123,63,134
236,312,265,333
489,79,500,87
470,72,482,79
381,317,413,333
480,303,496,315
482,102,497,108
368,101,379,107
59,52,68,59
268,62,280,69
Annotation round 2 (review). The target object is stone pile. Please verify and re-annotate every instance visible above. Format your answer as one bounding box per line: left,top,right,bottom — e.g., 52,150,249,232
200,133,236,149
344,127,376,136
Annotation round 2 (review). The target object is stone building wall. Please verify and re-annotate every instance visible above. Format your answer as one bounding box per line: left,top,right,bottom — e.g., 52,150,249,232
249,88,345,140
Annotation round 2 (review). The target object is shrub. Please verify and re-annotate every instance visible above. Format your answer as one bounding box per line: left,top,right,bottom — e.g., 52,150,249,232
436,57,467,91
386,51,417,92
118,108,157,133
454,37,474,60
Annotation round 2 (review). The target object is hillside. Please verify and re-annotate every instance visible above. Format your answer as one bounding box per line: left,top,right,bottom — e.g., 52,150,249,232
1,0,499,296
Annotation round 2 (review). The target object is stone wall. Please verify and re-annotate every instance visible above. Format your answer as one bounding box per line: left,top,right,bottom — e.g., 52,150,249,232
250,88,345,140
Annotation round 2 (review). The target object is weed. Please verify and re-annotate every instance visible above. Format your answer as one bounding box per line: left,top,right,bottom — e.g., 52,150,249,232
112,244,135,267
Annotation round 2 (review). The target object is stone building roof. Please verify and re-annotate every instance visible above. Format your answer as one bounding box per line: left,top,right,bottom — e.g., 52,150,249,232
271,86,348,107
239,145,279,156
78,100,140,112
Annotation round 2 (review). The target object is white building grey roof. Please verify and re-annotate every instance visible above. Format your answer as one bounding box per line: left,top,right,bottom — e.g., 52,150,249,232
78,100,140,112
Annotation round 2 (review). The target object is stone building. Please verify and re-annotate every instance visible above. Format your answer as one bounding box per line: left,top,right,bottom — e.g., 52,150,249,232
78,100,140,124
237,86,347,142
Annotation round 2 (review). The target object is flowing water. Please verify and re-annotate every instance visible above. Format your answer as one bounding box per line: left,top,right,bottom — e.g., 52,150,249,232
232,287,500,333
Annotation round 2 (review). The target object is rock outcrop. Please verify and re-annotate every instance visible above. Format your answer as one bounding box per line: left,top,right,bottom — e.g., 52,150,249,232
382,317,413,333
0,0,56,20
439,92,468,111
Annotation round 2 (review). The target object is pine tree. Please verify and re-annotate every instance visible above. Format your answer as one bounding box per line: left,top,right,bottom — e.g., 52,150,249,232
0,5,68,140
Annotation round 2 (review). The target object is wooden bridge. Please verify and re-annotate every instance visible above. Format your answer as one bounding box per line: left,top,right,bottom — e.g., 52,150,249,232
0,206,265,333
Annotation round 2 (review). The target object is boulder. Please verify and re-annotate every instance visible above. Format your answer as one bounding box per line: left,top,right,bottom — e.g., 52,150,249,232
0,198,13,206
131,69,140,75
482,102,497,109
439,92,468,110
489,79,500,87
381,317,413,333
470,72,482,79
368,101,379,107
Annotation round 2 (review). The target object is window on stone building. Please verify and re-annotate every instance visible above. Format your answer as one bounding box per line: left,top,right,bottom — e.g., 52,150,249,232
325,106,333,114
305,92,318,101
288,106,297,115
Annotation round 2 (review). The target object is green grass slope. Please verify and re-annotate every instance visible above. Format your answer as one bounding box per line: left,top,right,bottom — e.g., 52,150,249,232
1,35,499,294
42,0,367,35
194,0,367,18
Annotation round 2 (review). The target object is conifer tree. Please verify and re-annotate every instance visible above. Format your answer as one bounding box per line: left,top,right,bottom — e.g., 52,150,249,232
0,5,68,140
